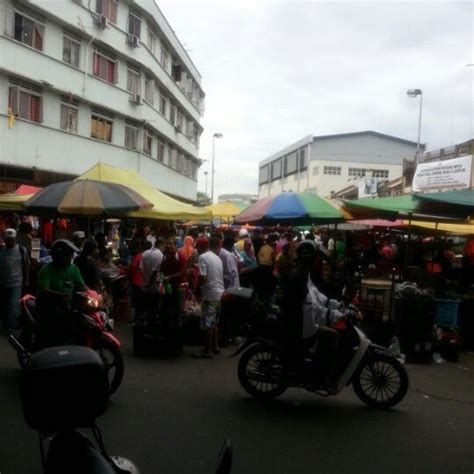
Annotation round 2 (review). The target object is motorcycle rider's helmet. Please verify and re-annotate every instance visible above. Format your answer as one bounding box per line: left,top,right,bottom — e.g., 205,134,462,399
51,239,79,267
239,228,249,238
296,240,318,260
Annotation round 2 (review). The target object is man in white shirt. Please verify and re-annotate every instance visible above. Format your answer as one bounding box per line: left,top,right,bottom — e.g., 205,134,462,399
140,237,165,310
196,236,224,358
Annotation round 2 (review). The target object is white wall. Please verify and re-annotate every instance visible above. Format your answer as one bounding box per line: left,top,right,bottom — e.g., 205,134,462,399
259,132,415,198
0,0,203,201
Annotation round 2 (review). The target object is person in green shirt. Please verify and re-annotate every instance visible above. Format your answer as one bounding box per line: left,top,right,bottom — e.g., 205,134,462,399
36,240,87,346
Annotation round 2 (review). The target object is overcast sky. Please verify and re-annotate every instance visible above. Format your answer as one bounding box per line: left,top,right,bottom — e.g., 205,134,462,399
158,0,473,199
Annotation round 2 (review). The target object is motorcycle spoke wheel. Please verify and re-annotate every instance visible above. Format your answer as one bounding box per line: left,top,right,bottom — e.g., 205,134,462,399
353,355,408,409
96,341,124,396
238,344,287,400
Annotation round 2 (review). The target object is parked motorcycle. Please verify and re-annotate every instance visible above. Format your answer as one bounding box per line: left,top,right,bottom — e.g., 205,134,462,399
9,289,124,396
20,345,232,474
232,307,409,409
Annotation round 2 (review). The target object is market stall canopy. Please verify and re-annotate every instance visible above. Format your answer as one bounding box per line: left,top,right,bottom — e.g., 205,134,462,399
344,193,471,220
0,193,34,212
349,219,406,228
235,192,344,225
413,189,474,210
78,163,212,220
24,180,153,216
15,184,42,195
208,201,244,219
406,220,474,235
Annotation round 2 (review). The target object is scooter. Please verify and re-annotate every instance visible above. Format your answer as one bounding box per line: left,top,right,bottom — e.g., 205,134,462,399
9,289,124,395
20,345,232,474
232,309,409,409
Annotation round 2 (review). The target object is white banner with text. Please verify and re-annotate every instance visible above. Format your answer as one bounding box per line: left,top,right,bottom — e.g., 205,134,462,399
412,155,472,192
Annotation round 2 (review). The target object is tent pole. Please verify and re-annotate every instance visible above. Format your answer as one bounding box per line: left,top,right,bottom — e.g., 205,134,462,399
404,214,412,279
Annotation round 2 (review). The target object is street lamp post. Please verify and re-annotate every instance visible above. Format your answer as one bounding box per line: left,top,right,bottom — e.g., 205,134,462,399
407,88,423,167
204,171,209,198
211,132,223,203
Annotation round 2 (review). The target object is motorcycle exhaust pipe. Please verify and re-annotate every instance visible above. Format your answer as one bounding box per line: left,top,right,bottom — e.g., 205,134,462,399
8,335,30,358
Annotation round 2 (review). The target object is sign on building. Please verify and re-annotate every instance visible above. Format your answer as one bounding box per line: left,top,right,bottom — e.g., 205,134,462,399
412,155,472,192
358,178,378,198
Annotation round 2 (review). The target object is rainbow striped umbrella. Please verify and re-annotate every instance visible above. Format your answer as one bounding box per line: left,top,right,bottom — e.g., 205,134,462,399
24,180,153,216
234,192,343,225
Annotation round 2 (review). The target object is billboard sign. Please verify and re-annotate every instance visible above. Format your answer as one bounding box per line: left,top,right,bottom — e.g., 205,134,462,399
412,155,472,192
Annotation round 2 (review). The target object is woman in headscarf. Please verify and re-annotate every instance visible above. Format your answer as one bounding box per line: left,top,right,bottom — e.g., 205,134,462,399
178,235,198,290
240,238,257,269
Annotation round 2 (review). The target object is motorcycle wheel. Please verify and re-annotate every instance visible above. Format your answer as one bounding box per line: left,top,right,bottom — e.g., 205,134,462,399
96,339,124,396
352,354,408,409
238,344,287,400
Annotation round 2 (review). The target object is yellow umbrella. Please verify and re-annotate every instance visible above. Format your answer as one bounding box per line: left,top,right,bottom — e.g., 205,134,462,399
405,220,474,235
208,201,243,219
78,163,212,220
0,193,34,212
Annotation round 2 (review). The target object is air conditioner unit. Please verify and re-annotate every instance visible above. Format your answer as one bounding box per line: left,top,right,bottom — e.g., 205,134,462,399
127,34,139,47
130,94,142,105
94,14,108,29
175,124,182,133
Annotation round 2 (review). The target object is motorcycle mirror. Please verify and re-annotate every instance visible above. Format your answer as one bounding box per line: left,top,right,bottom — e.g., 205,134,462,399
215,438,233,474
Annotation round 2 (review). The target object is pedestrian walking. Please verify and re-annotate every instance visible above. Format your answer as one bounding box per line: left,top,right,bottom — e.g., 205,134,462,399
0,229,30,335
195,236,224,358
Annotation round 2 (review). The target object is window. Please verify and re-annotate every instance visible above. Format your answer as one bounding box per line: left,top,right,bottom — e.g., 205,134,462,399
96,0,117,24
169,103,176,125
157,140,165,162
147,29,156,54
312,166,319,176
299,148,307,171
193,129,200,145
323,166,341,175
91,114,112,142
349,168,367,177
145,77,154,104
128,12,141,38
169,147,178,168
271,159,282,180
176,110,184,131
127,67,140,96
372,169,389,179
8,86,42,123
14,13,44,51
125,123,138,149
285,152,298,175
160,47,169,71
259,165,269,184
143,129,153,156
93,51,116,83
60,104,78,133
172,63,182,82
159,91,168,116
63,36,81,68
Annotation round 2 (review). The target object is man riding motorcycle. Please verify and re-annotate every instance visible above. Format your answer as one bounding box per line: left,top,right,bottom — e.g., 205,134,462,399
36,240,88,346
282,240,346,386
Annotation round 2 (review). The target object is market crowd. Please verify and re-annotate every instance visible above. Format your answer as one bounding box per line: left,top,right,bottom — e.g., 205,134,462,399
1,221,474,359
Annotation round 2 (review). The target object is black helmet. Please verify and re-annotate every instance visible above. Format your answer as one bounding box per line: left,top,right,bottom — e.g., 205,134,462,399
51,240,79,262
296,240,317,259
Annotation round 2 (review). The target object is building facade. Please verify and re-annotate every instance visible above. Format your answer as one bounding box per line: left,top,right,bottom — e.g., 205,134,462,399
218,193,258,205
258,131,420,199
0,0,205,201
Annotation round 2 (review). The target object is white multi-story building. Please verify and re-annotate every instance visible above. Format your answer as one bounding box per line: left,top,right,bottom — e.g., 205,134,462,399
0,0,205,201
258,131,421,199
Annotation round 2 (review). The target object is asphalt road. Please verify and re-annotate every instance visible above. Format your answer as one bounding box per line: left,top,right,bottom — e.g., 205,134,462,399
1,323,473,474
